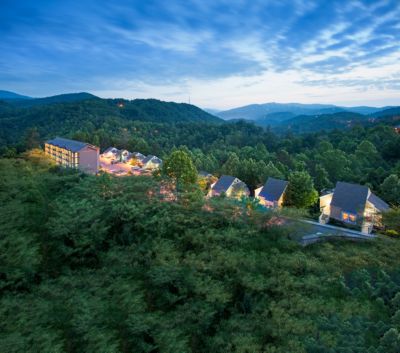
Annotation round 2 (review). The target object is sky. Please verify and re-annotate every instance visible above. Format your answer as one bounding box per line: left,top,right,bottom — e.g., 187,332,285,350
0,0,399,110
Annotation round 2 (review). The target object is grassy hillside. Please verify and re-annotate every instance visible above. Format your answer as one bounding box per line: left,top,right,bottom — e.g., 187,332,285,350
1,153,400,353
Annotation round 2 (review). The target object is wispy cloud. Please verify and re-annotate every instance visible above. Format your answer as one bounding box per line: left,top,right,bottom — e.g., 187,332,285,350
0,0,399,108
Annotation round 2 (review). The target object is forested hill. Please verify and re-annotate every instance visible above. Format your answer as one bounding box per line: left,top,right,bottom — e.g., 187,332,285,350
0,97,222,148
279,111,367,133
371,107,400,118
216,102,396,121
118,98,222,123
1,152,400,352
7,92,98,107
214,102,400,132
0,90,33,100
275,110,400,133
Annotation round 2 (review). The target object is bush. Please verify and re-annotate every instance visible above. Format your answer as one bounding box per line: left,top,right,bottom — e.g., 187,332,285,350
386,229,400,237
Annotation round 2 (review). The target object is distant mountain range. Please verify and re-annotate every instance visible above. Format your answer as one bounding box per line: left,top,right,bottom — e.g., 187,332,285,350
0,90,33,100
1,91,399,138
210,101,400,133
215,102,397,125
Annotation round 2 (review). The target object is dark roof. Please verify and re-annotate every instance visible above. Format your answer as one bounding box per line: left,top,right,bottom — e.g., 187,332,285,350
212,175,236,193
198,171,212,178
103,147,119,154
117,149,130,156
368,193,390,211
46,137,90,152
142,155,154,164
133,152,145,159
331,181,369,214
127,152,145,161
142,155,162,164
259,177,288,201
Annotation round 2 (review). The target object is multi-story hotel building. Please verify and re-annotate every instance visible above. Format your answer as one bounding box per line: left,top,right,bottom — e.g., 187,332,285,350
45,137,99,173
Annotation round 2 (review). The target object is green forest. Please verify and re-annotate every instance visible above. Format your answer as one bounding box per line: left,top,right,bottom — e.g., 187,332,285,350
1,151,400,353
1,98,400,352
1,98,399,206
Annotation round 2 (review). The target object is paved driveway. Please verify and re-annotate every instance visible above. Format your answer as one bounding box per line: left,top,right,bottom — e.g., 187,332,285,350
296,220,375,245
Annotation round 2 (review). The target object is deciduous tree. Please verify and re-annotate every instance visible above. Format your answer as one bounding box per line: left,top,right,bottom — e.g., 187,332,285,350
162,150,197,185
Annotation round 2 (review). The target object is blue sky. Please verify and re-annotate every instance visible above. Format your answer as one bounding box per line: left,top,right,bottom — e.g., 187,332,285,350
0,0,399,109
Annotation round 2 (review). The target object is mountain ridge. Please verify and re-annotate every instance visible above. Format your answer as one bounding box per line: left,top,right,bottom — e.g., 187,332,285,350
3,92,99,107
0,90,33,100
0,96,223,147
215,102,398,122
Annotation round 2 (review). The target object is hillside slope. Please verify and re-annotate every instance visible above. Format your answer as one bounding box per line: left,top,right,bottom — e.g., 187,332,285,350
0,90,32,100
370,107,400,118
216,103,345,121
1,156,400,353
274,112,366,133
6,92,99,107
216,102,399,125
0,97,222,147
270,109,400,133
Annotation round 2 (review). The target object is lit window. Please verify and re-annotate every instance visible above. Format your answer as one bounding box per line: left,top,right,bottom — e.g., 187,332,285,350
342,212,356,223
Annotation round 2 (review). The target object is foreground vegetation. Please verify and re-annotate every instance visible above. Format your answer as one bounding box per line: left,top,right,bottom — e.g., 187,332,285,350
1,153,400,353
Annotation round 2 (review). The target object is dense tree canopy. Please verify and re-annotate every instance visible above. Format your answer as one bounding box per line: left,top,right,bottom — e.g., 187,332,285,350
1,154,400,353
1,98,400,352
1,99,399,210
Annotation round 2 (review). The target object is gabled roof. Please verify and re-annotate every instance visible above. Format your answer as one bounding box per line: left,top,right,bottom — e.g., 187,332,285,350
258,177,288,201
368,193,390,211
331,181,369,214
103,147,119,154
132,152,146,160
212,175,237,193
46,137,90,152
142,155,162,164
198,171,212,178
118,149,130,156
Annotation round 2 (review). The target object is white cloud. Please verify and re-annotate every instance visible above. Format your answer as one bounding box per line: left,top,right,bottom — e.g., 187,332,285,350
106,24,213,53
93,55,400,109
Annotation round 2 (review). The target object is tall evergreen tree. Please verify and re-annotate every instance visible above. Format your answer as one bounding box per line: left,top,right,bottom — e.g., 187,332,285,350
285,171,318,208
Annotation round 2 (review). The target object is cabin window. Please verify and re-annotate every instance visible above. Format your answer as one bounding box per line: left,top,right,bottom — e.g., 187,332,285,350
341,212,357,223
264,200,274,208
